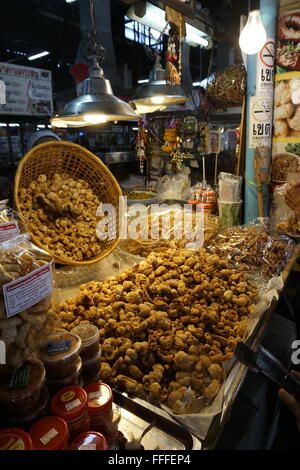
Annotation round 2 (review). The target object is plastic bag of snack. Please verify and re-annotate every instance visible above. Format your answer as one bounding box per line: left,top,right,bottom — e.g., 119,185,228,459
271,184,300,235
156,169,191,201
207,218,295,279
118,203,216,256
0,200,25,243
0,234,58,367
207,65,246,108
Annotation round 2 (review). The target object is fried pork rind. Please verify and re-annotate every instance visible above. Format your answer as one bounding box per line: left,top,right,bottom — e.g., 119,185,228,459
56,247,258,414
0,235,58,367
207,222,295,279
18,173,104,262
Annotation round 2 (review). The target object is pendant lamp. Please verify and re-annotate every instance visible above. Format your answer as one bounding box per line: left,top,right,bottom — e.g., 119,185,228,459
131,54,188,109
239,10,266,55
51,0,138,127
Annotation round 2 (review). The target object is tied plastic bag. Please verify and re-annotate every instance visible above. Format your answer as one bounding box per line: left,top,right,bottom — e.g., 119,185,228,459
207,64,246,108
207,218,295,279
156,168,191,201
118,204,219,256
271,183,300,235
218,173,242,202
0,234,58,367
0,200,25,244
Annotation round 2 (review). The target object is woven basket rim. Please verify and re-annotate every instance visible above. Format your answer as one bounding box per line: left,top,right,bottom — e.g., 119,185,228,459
14,140,123,266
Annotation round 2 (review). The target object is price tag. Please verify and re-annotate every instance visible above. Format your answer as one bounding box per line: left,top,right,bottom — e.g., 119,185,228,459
3,263,53,317
40,428,59,446
65,398,81,412
0,221,20,243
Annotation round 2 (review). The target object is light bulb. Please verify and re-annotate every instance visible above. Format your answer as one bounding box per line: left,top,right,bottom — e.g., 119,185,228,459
239,10,267,55
150,96,165,104
83,114,108,124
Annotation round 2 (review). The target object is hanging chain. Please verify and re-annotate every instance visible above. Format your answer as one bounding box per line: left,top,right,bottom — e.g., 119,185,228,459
84,0,105,63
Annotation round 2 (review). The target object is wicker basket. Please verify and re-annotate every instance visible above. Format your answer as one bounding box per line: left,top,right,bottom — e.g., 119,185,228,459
14,141,122,266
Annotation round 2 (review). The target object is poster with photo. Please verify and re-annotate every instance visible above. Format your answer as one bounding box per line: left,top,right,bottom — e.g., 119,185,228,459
272,1,300,182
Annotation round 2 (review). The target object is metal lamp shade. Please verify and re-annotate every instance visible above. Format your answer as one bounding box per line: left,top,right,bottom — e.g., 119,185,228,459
54,64,139,125
132,66,188,107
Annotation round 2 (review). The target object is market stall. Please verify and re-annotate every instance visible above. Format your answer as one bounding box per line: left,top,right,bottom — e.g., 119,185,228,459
1,0,300,453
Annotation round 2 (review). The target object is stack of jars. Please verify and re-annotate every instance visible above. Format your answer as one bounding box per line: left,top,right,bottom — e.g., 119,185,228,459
71,324,101,384
39,331,83,393
0,359,49,429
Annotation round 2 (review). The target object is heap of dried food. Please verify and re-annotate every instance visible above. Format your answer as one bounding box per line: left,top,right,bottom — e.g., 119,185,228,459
0,238,58,367
207,65,246,108
207,226,295,278
277,214,300,234
57,247,257,414
18,173,103,262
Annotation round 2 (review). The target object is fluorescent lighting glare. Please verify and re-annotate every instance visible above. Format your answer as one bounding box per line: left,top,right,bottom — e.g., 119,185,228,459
0,123,7,127
83,114,108,124
138,79,149,84
9,123,20,127
132,127,139,130
37,124,46,128
150,96,165,104
28,51,50,61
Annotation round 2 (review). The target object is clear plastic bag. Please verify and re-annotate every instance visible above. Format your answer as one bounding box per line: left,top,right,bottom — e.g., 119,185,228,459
0,235,58,367
118,204,219,256
207,218,295,279
156,169,191,201
271,184,300,235
0,200,25,243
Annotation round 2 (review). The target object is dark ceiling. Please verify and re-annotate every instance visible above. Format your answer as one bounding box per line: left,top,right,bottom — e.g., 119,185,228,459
0,0,249,101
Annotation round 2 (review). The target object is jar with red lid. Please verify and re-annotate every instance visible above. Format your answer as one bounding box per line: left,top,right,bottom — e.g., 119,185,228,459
84,382,116,438
29,416,69,450
51,386,90,440
0,428,33,450
69,431,108,450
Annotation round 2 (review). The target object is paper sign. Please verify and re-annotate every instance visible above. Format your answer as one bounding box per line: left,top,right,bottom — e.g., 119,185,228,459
249,96,273,148
0,221,20,243
3,263,53,317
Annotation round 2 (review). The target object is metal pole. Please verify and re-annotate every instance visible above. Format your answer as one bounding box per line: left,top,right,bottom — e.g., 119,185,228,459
244,0,277,223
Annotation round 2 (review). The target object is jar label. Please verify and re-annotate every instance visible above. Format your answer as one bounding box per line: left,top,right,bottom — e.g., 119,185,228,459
40,428,59,445
3,262,53,318
65,398,81,411
6,365,30,388
0,221,19,243
79,444,96,450
88,391,102,400
0,438,25,450
47,340,71,355
61,391,75,402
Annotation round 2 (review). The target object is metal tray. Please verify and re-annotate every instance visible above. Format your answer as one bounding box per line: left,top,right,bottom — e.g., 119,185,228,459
112,390,201,450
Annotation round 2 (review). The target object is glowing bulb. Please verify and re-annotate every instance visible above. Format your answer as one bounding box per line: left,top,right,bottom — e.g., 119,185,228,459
83,114,108,124
150,96,165,104
239,10,267,55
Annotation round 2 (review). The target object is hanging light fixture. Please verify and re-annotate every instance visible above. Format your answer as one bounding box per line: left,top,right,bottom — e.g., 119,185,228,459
239,10,267,55
51,0,138,127
131,53,189,110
